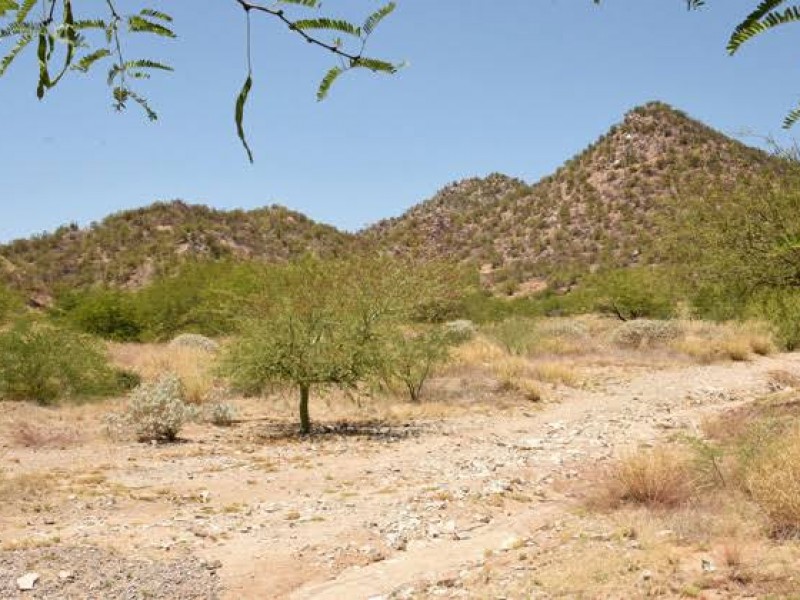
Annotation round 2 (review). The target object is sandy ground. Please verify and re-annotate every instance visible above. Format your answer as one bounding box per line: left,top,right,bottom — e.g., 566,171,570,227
1,352,799,599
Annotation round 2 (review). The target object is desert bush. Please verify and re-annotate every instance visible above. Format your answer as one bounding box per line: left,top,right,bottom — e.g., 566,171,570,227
206,401,237,426
670,320,775,363
169,333,219,353
381,327,454,402
611,319,682,349
742,425,800,534
594,447,699,509
119,373,198,442
54,288,144,341
0,319,122,404
443,319,477,342
583,267,677,321
747,289,800,351
483,316,538,355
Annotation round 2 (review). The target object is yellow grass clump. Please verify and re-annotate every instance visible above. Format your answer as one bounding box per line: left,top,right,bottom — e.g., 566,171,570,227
744,425,800,534
108,343,218,404
670,320,775,363
592,447,699,510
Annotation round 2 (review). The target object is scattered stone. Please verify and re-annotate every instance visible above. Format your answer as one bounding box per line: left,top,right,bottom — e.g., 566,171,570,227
16,573,39,591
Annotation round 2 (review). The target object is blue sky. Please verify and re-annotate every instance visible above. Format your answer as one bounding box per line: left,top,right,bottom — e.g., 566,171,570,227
1,0,798,242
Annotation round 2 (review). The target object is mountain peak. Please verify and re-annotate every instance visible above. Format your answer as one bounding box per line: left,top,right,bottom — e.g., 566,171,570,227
366,101,783,292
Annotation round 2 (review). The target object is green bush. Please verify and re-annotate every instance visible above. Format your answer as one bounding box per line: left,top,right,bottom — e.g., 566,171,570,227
483,316,538,355
380,327,454,402
55,288,144,341
582,268,676,321
0,319,122,404
747,289,800,351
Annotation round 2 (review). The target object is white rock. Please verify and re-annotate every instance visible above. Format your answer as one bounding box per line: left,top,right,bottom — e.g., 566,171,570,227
17,572,39,591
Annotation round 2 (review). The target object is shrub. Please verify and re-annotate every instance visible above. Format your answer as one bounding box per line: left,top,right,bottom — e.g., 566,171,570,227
743,425,800,534
594,447,699,509
169,333,219,353
55,288,144,341
0,319,121,404
583,267,676,321
381,327,454,402
611,319,681,349
443,320,477,342
121,373,197,442
747,289,800,351
484,316,538,355
206,401,237,426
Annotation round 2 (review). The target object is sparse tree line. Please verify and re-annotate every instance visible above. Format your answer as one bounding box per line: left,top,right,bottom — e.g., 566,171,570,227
1,168,800,431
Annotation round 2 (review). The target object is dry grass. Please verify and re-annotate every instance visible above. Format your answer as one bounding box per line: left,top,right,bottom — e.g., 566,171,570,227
744,424,800,535
9,420,82,448
0,470,57,503
109,343,218,404
669,320,775,364
529,361,579,387
590,447,699,510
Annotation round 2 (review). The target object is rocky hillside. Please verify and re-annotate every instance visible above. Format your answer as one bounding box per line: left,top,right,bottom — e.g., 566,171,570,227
365,102,790,290
0,201,359,294
3,102,793,298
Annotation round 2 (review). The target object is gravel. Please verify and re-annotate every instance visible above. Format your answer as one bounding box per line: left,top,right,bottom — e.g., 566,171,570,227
0,546,221,599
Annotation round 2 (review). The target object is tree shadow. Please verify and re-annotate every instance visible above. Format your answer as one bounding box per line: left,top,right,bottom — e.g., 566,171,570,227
249,418,427,443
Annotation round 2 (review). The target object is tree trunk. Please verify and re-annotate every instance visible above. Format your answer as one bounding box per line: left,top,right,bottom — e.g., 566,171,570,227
299,384,311,435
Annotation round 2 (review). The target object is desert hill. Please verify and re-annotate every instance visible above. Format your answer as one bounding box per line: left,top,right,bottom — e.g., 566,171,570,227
365,102,789,290
0,201,358,294
2,101,791,297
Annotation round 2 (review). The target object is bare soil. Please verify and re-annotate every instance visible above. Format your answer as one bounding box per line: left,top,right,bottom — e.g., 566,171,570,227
2,353,799,599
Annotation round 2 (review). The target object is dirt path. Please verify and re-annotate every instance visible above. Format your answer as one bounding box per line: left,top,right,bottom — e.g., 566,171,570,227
251,355,798,599
2,354,798,599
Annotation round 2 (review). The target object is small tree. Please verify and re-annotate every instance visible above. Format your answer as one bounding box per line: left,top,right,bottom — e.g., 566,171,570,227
221,257,448,434
381,327,453,402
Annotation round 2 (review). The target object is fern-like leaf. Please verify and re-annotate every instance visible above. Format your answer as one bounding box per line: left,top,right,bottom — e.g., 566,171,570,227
277,0,320,7
351,56,398,73
317,65,343,101
128,15,176,38
363,2,396,36
728,0,789,53
139,9,172,23
0,0,18,18
0,29,31,75
73,48,111,73
293,18,361,37
235,74,254,163
784,101,800,128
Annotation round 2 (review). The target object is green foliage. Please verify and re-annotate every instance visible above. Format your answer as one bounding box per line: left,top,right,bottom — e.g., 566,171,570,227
0,283,22,323
746,288,800,350
221,256,458,433
484,316,538,356
0,318,122,404
54,287,144,341
668,172,800,345
580,268,677,321
380,327,454,402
